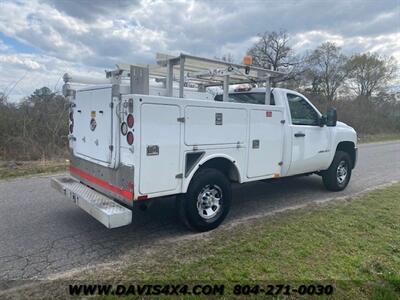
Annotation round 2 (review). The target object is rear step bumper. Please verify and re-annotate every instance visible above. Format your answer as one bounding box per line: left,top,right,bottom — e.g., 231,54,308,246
51,176,132,229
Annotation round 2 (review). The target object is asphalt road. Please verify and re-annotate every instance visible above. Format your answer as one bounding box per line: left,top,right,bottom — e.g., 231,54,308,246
0,141,399,280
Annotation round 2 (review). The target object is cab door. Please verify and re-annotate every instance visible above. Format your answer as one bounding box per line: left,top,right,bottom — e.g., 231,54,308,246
286,93,331,175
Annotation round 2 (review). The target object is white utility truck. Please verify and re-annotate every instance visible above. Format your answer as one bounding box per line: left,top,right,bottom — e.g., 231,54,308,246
51,53,357,231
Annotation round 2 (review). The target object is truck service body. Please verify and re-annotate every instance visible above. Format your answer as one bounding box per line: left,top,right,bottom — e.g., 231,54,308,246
52,53,357,231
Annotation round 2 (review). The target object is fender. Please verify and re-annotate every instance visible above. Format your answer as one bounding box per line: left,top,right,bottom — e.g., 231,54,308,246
326,122,357,169
182,153,242,193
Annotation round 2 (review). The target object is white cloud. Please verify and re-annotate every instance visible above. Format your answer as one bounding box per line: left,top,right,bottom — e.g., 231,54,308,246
291,31,400,62
0,53,103,102
0,54,41,70
292,31,345,50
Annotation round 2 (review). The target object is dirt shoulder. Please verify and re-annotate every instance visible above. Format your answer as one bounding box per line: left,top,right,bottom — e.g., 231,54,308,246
0,160,68,180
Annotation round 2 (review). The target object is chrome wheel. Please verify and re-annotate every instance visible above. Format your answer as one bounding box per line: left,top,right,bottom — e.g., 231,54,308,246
197,184,222,220
336,161,348,184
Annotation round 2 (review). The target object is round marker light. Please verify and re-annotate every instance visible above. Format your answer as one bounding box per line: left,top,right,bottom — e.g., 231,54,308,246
127,132,134,145
243,55,253,65
121,122,128,135
127,114,134,128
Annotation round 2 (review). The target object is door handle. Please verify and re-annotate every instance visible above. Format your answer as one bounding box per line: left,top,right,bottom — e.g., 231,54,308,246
294,132,306,137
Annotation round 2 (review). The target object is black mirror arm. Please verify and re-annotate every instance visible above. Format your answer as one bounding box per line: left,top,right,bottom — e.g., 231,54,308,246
319,115,327,127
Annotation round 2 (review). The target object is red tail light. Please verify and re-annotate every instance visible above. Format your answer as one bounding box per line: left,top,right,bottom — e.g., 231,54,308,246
127,114,134,128
127,132,134,145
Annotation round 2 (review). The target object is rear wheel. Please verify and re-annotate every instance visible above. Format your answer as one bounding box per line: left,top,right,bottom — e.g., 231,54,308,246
179,168,231,232
322,151,352,191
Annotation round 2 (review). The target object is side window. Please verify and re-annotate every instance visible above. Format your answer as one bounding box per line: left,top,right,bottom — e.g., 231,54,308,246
215,92,275,105
214,94,223,101
287,93,319,126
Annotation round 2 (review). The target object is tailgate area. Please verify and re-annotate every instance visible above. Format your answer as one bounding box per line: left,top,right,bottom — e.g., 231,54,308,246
73,87,114,165
51,176,132,228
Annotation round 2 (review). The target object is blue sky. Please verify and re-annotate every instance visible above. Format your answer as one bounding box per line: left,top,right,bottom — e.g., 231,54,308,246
0,32,40,54
0,0,399,101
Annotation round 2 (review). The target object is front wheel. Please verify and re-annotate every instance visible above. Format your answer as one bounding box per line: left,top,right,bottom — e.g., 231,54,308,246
178,168,231,232
322,150,352,191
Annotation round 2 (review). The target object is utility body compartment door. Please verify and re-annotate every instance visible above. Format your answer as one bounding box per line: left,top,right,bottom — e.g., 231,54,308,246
73,87,114,165
139,103,181,194
184,106,247,145
247,108,284,178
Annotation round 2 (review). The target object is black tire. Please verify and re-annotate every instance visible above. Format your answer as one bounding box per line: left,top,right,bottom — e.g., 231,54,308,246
322,150,352,191
178,168,231,232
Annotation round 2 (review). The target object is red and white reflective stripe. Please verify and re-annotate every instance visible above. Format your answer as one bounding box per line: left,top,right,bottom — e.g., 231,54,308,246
69,165,133,201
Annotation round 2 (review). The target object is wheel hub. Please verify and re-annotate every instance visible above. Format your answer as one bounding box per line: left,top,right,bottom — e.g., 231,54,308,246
336,161,348,184
197,185,222,219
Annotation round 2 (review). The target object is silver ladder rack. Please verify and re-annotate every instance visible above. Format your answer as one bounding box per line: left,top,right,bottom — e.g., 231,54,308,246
64,53,286,105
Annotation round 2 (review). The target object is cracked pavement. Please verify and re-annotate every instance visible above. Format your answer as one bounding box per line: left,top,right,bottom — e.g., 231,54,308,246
0,141,399,280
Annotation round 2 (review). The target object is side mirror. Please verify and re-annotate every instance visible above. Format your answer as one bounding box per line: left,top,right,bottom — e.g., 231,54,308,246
326,107,337,127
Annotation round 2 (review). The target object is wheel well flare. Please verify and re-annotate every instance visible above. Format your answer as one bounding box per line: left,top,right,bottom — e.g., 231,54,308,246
336,141,356,168
198,157,240,182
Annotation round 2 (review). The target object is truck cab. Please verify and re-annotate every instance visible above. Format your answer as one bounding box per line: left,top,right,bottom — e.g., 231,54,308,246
215,87,357,177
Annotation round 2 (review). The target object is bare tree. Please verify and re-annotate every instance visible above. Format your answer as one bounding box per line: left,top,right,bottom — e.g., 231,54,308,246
346,53,397,98
214,53,234,63
0,87,69,160
247,30,306,88
306,42,350,105
248,30,294,70
0,92,6,105
221,53,234,63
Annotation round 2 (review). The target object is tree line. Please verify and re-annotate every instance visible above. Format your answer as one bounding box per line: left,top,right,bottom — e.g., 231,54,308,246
0,30,399,160
248,30,397,101
0,88,69,160
247,30,399,134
